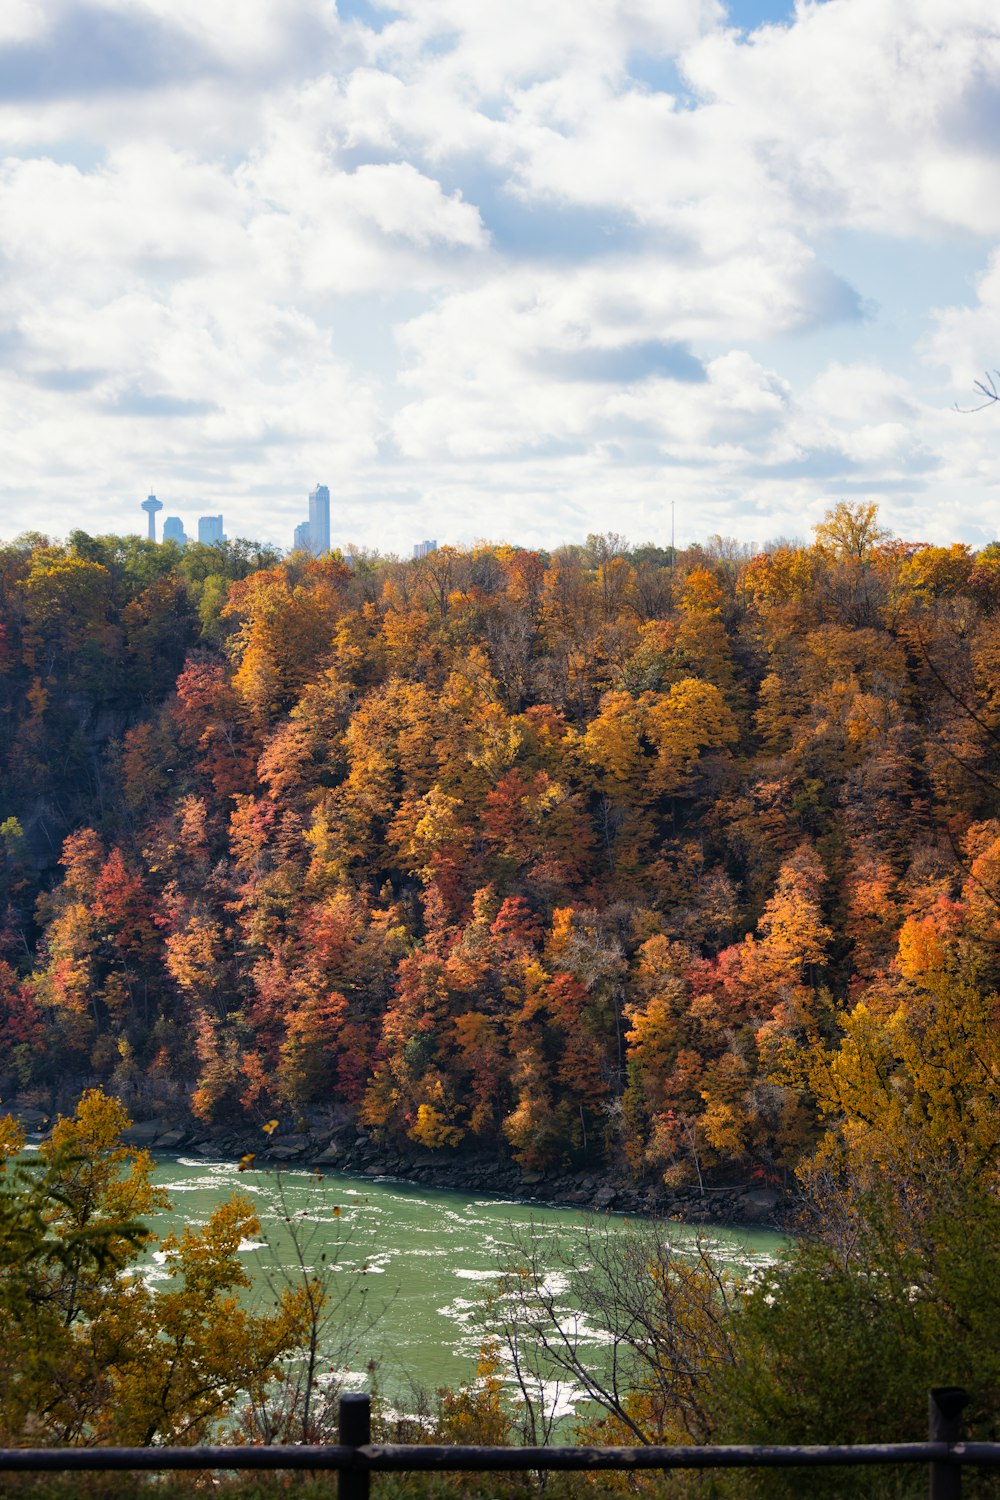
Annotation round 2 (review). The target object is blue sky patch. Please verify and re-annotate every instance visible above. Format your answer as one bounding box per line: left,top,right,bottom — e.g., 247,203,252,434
725,0,799,31
0,6,216,100
535,341,707,384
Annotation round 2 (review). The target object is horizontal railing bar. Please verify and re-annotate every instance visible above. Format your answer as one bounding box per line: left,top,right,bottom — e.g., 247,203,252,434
363,1443,967,1472
0,1441,997,1473
953,1444,1000,1467
0,1448,354,1472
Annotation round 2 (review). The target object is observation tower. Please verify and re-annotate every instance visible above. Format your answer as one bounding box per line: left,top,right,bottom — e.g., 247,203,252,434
140,494,164,542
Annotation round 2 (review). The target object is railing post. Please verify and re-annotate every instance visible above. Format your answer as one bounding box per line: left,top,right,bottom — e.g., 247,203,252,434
929,1387,967,1500
339,1392,371,1500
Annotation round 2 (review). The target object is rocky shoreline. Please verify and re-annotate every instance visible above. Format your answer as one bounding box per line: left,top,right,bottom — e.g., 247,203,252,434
11,1104,790,1232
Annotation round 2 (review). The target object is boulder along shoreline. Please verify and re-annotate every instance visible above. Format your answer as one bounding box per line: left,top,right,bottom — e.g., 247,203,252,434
11,1105,790,1233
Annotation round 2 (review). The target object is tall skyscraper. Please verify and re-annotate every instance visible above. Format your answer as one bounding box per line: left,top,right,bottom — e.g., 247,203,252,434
163,516,187,546
308,484,330,555
293,521,311,552
198,515,225,545
140,494,163,541
413,539,437,559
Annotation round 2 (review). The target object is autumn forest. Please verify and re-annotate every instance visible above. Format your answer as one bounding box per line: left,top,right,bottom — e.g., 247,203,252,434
0,503,998,1201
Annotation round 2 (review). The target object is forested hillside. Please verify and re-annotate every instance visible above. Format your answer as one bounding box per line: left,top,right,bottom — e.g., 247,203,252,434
1,503,998,1191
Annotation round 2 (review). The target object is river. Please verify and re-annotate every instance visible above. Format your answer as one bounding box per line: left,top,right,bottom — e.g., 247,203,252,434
144,1154,784,1420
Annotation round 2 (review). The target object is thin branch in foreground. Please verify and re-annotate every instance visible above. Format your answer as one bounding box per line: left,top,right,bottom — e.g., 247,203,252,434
954,370,1000,413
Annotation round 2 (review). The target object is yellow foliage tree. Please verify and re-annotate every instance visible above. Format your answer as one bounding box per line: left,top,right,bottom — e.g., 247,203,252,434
645,678,738,795
0,1091,310,1445
807,967,1000,1197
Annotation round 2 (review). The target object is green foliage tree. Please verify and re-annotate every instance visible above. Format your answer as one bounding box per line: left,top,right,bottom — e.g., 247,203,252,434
710,1182,1000,1498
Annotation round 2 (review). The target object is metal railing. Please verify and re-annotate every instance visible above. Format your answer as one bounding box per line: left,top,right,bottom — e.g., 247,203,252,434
0,1388,996,1499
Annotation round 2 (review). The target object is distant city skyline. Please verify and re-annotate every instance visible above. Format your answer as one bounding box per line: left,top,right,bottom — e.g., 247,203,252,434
132,488,457,559
121,492,752,560
114,489,704,557
136,496,229,548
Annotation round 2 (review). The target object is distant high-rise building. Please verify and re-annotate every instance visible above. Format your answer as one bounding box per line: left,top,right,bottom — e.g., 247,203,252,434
413,539,437,559
162,516,187,546
140,494,163,542
293,521,312,552
308,484,330,555
198,515,225,545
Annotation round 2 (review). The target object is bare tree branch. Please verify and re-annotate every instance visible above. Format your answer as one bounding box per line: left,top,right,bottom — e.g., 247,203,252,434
955,371,1000,414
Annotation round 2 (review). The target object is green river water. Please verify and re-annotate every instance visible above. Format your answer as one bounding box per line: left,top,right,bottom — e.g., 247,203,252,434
144,1155,784,1420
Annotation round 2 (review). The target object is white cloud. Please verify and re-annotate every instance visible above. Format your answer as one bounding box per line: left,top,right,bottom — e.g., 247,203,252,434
0,0,998,550
926,247,1000,387
370,0,725,95
609,351,790,448
684,0,1000,237
0,0,48,46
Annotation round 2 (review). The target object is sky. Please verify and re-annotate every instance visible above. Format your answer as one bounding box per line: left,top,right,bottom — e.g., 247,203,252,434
1,0,1000,556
